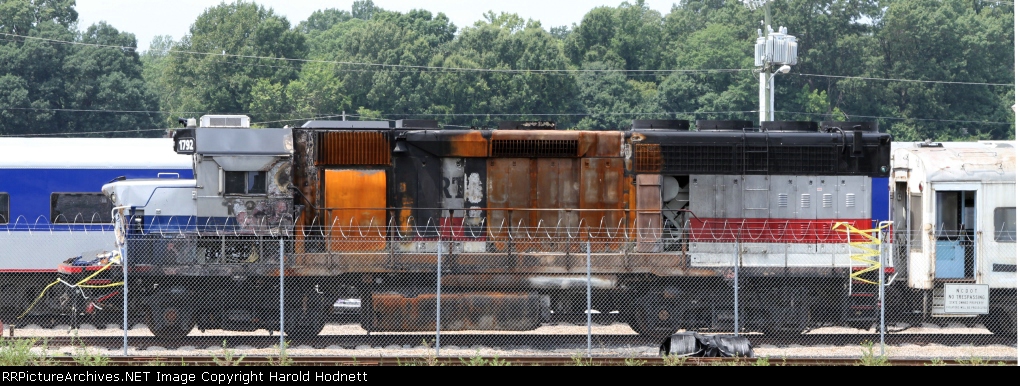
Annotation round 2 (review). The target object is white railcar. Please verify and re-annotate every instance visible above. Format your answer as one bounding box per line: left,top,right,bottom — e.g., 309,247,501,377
889,140,1015,333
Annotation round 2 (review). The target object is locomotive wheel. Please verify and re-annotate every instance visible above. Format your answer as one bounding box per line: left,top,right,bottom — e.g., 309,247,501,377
284,289,328,339
144,285,194,341
628,291,682,341
145,306,194,340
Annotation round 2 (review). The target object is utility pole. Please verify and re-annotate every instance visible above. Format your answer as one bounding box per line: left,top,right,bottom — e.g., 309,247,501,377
745,1,797,125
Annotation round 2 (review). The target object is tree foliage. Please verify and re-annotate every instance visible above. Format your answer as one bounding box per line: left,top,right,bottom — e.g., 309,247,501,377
1,0,1014,139
159,0,306,123
0,0,155,136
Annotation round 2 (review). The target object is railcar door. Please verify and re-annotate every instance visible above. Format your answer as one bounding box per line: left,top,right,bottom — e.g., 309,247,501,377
932,186,978,280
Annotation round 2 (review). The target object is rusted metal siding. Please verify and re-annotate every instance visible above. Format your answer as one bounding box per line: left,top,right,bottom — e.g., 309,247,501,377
636,174,663,252
292,130,319,229
633,143,662,173
367,292,550,331
579,131,623,157
323,169,387,251
579,158,625,250
487,158,582,250
316,131,390,165
447,131,489,157
535,159,580,241
486,158,532,249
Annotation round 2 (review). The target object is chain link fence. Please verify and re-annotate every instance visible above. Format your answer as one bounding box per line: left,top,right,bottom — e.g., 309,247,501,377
0,220,1016,360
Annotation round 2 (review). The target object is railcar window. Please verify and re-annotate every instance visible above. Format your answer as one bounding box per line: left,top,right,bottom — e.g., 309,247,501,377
909,193,922,248
993,207,1016,243
224,171,267,195
0,192,8,224
50,193,113,224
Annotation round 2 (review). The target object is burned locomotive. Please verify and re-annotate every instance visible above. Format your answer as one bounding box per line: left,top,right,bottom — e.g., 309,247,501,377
65,116,893,340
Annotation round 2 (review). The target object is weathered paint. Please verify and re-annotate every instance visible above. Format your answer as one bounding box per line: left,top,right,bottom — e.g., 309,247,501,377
578,131,624,157
635,174,663,252
367,292,550,331
579,158,625,251
323,169,387,251
633,143,662,173
447,131,489,157
439,274,619,289
316,131,390,165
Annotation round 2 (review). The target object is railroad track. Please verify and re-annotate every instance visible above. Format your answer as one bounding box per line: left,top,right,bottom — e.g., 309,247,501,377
5,333,1014,350
13,355,1017,366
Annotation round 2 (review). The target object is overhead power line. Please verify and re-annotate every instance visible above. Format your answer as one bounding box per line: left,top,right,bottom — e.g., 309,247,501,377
795,73,1013,87
0,32,740,75
2,32,1013,86
774,110,1015,125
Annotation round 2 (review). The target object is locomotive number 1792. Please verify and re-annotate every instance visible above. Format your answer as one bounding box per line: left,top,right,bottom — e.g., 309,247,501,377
175,137,195,153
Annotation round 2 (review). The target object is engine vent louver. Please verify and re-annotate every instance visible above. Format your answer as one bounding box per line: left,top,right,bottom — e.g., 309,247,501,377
634,144,662,172
491,139,578,157
316,131,390,165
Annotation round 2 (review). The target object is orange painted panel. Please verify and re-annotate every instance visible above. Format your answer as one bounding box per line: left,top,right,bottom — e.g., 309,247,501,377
447,131,490,157
324,169,387,251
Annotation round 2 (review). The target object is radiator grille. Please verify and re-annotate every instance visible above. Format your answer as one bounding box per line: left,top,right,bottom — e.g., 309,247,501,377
769,146,836,174
659,145,737,173
633,144,662,172
654,144,838,174
491,139,578,157
316,131,390,165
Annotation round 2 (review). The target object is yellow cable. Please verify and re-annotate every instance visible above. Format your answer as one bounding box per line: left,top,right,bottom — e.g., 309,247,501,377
17,279,62,319
77,282,125,288
17,260,120,319
832,222,890,285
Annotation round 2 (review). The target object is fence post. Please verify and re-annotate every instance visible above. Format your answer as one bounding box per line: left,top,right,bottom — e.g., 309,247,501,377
878,221,892,356
586,240,592,358
114,207,129,356
733,241,740,336
122,243,129,356
279,238,285,357
436,235,442,358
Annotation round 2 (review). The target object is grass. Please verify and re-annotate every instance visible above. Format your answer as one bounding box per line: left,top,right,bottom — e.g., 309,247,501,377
752,355,772,366
265,341,293,366
71,334,110,366
212,339,246,366
623,355,648,366
857,340,889,366
570,353,597,366
398,339,444,366
661,353,688,366
953,356,1008,366
459,351,510,366
0,337,55,366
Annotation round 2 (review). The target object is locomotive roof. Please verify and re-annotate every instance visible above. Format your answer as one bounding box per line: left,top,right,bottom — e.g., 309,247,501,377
892,140,1015,182
102,178,197,208
0,137,192,170
194,127,293,155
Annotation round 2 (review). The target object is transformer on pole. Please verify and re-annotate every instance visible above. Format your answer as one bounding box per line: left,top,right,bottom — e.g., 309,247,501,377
745,1,797,125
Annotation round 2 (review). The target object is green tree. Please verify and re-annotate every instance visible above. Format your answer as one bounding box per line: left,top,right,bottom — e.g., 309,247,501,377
427,12,580,128
565,0,664,72
304,6,456,121
297,8,352,35
869,0,1013,140
161,0,307,123
0,0,154,136
62,22,158,135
